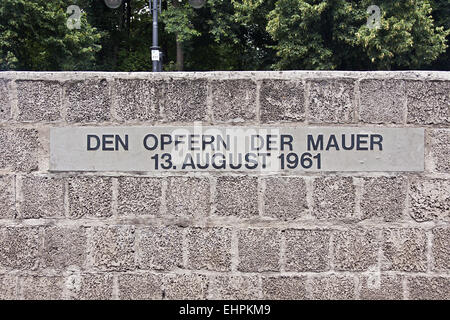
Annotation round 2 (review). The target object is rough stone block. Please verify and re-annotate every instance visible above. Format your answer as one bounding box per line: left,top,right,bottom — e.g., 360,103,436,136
359,79,405,124
117,177,161,216
211,79,257,122
260,79,305,123
186,227,231,272
308,79,355,123
21,276,64,300
137,226,183,271
16,80,62,122
408,276,450,300
333,228,380,271
361,176,407,221
114,79,159,122
65,79,111,123
208,275,260,300
238,228,281,272
159,79,207,122
163,274,208,300
285,229,330,272
166,177,210,218
215,176,258,218
0,80,11,121
406,81,450,125
359,274,403,300
432,227,450,271
19,175,65,219
308,274,356,300
263,177,307,220
0,128,39,172
409,178,449,222
118,273,163,300
43,226,87,270
430,129,450,173
89,226,136,271
262,276,307,300
312,177,356,219
0,227,40,270
382,228,427,272
0,275,18,300
68,176,112,218
0,175,15,218
72,273,114,300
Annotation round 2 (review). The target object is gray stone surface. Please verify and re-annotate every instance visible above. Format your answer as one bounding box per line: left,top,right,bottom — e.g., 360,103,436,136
359,274,403,300
262,276,307,300
312,177,356,219
89,226,136,271
0,80,10,121
211,79,257,122
382,228,427,272
263,177,307,220
68,176,112,218
430,129,450,173
0,128,39,172
16,80,62,122
117,177,161,216
166,177,210,218
0,175,15,218
75,273,114,300
308,274,356,300
137,226,183,271
208,275,260,300
260,79,305,123
186,227,231,272
215,176,258,218
285,229,330,272
65,79,111,123
432,227,450,271
238,228,281,272
19,175,65,218
308,79,355,123
408,276,450,300
333,229,380,271
406,81,450,125
163,274,208,300
361,176,407,221
21,276,64,300
0,227,40,270
409,178,449,222
118,273,163,300
0,275,17,300
359,79,405,124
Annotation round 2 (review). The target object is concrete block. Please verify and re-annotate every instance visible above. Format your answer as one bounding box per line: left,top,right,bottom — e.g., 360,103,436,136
90,226,136,271
408,276,450,300
262,276,307,300
21,276,64,300
114,79,159,122
308,79,355,123
19,175,65,219
263,177,307,220
406,81,450,125
0,80,10,121
207,275,260,300
137,226,183,271
312,177,356,219
43,226,87,270
432,227,450,271
238,228,281,272
0,275,18,300
430,129,450,173
361,176,407,221
308,274,356,300
163,274,208,300
359,274,403,300
211,79,257,122
16,80,62,122
166,177,210,218
0,128,39,172
68,176,112,218
382,228,427,272
65,79,111,123
0,227,40,270
285,229,331,272
117,177,161,216
118,273,163,300
186,227,231,272
409,178,449,222
215,176,258,218
333,228,379,271
359,79,405,124
74,273,114,300
0,175,15,218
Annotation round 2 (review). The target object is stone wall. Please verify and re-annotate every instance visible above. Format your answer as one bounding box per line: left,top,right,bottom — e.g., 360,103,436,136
0,71,448,300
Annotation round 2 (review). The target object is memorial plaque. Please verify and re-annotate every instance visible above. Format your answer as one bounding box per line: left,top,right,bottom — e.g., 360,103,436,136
50,126,424,172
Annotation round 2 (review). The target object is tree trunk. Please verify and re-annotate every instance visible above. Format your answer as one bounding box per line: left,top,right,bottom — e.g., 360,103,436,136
176,34,184,71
